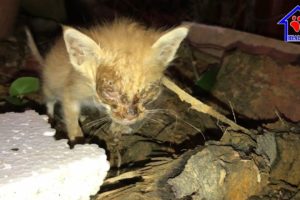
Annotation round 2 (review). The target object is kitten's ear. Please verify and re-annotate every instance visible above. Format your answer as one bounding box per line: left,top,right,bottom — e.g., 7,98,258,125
63,26,101,70
152,27,189,66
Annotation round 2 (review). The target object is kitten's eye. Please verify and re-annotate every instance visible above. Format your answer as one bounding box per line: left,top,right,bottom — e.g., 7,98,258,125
102,88,119,101
107,80,113,86
102,90,119,100
121,94,128,104
141,84,160,104
111,103,117,109
132,95,139,104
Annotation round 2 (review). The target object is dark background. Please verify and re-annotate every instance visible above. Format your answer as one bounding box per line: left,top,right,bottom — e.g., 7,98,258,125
20,0,300,40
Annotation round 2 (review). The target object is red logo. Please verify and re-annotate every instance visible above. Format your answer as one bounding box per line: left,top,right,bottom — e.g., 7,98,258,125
290,15,300,32
278,5,300,42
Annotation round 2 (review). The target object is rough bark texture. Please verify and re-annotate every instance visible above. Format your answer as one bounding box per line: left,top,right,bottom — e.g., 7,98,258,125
168,145,267,200
94,127,300,200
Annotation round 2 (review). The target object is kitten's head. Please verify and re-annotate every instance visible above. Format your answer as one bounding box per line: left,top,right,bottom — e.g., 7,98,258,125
63,22,188,125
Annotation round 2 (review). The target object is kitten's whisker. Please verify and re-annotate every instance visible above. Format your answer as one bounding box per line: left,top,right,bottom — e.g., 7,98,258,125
83,116,110,129
144,116,165,125
147,108,206,141
150,109,179,134
83,117,109,127
146,108,177,117
85,121,107,129
132,120,147,133
147,108,171,113
180,119,206,141
146,108,178,125
92,126,103,136
90,119,112,137
102,120,112,132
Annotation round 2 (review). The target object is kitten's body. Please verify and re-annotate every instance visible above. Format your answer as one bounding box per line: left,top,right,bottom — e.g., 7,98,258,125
43,19,188,141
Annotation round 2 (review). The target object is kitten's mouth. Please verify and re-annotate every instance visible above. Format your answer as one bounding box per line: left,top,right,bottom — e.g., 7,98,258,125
110,112,145,126
108,106,145,126
111,117,138,125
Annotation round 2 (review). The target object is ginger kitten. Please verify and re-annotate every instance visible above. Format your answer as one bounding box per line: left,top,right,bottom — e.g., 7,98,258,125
42,19,188,141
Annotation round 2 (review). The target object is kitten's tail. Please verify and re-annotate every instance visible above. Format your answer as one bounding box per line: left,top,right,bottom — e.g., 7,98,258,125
25,27,45,66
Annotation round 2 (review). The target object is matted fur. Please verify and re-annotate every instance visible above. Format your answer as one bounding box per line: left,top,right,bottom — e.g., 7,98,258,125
43,19,188,140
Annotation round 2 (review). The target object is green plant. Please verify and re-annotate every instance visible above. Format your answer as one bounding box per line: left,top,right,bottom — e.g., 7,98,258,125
196,67,219,92
6,77,40,105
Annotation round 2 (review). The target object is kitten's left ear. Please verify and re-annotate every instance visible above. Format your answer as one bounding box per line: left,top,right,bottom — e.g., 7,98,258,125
63,26,101,70
152,27,189,66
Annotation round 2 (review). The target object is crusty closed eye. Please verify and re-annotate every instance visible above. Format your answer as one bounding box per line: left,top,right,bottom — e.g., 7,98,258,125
139,84,161,105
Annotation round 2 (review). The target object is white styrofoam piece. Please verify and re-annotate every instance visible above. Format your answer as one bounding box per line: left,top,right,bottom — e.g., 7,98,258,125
0,110,110,200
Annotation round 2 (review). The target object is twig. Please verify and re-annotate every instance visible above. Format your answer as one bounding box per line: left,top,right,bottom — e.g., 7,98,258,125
104,171,139,185
186,43,200,80
274,110,287,126
162,76,251,135
228,100,237,123
25,27,44,66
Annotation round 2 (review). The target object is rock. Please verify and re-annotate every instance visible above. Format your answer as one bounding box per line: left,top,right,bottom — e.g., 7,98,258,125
270,132,300,186
120,134,160,164
220,130,257,154
292,191,300,200
0,85,8,99
187,23,300,61
212,50,300,121
256,132,277,166
248,182,299,200
168,145,267,200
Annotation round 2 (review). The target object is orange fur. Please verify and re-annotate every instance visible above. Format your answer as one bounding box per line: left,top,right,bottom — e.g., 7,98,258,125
43,19,188,141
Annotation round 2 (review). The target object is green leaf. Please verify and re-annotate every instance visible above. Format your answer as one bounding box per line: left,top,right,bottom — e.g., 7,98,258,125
9,77,40,97
6,96,28,106
196,67,219,92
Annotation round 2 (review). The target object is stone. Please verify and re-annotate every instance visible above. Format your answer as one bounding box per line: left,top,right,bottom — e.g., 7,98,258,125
256,132,277,166
168,146,267,200
270,132,300,186
212,50,300,121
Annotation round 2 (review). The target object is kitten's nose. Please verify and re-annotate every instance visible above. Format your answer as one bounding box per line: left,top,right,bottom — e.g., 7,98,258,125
126,105,138,120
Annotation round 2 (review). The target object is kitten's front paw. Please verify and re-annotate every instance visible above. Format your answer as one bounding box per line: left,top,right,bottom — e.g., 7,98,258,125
68,136,86,148
68,128,85,148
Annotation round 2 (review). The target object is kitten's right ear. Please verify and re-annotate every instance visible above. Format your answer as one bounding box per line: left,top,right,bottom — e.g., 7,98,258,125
63,26,101,70
151,27,189,67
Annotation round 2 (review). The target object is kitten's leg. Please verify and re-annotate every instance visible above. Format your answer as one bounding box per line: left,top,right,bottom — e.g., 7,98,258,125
62,94,84,141
46,100,56,117
43,86,56,117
